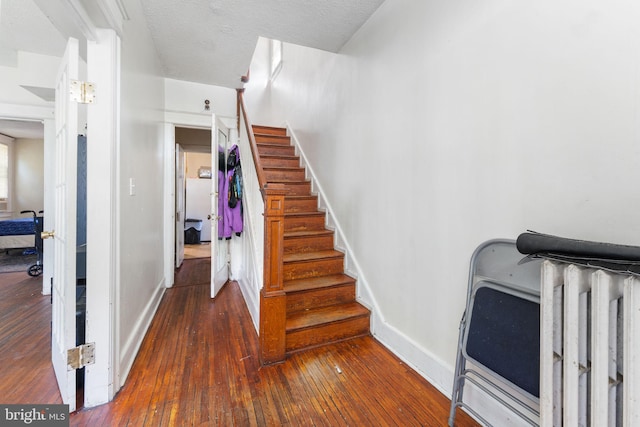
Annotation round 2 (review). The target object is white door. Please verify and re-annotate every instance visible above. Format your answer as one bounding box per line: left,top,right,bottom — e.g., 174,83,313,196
175,144,185,268
51,37,79,411
211,115,229,297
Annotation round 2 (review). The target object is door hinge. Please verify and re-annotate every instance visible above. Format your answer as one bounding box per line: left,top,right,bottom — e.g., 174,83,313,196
70,80,96,104
67,342,96,370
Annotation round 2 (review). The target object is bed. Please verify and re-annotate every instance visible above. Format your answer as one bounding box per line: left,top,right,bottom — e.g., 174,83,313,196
0,217,35,250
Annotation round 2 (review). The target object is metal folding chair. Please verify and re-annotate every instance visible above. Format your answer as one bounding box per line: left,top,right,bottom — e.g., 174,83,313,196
449,239,541,426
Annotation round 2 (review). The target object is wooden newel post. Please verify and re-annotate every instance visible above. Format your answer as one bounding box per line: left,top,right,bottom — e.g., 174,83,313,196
259,185,287,365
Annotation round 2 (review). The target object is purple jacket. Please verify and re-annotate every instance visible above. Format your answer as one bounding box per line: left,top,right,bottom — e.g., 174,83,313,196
218,145,243,239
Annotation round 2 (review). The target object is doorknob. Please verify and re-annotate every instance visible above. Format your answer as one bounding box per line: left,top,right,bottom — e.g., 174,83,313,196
41,230,55,239
208,214,221,221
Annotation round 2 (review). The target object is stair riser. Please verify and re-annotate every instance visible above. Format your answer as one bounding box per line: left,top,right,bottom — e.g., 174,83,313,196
283,183,312,196
261,157,300,168
258,145,296,156
284,258,344,281
255,135,291,145
284,235,334,254
285,215,325,232
253,126,286,136
265,169,306,182
287,285,356,314
284,197,318,213
286,316,370,353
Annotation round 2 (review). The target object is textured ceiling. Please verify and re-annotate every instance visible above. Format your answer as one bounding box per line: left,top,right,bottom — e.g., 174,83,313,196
0,0,384,138
140,0,385,88
0,0,67,65
1,0,384,88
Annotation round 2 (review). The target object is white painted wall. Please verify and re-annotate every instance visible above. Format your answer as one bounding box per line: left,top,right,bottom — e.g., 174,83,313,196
14,138,44,214
0,52,58,105
116,0,167,384
165,78,237,119
245,0,640,424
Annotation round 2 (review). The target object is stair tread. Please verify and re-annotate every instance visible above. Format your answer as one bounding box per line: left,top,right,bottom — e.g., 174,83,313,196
285,274,355,293
264,166,303,170
285,195,317,199
268,179,310,184
285,211,324,217
286,302,369,331
261,153,299,159
284,229,333,238
252,126,287,136
256,141,293,148
255,134,290,141
283,250,343,263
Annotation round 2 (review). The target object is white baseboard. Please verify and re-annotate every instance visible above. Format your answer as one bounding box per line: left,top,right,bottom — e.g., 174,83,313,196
118,279,166,385
237,275,260,333
373,311,538,426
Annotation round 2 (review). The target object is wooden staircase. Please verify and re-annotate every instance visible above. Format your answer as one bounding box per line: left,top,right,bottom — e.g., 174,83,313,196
253,125,370,355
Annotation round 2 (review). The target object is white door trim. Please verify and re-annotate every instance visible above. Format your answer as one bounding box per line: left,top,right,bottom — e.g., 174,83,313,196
0,105,55,296
163,113,237,286
85,27,120,405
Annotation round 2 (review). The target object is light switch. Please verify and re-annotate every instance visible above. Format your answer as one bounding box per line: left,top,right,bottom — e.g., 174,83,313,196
129,178,136,196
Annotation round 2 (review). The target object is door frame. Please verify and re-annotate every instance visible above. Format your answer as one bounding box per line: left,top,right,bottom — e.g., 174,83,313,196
163,114,237,289
29,0,121,408
85,28,120,405
0,106,54,296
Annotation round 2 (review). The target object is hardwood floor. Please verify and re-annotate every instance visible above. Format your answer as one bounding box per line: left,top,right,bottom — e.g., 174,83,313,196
0,261,478,426
0,272,61,404
183,243,211,260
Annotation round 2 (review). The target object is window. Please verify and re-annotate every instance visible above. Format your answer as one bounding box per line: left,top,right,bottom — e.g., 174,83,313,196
0,139,13,214
270,39,283,81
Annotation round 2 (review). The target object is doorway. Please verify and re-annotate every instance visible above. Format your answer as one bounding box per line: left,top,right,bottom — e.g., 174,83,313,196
175,123,229,290
175,127,214,263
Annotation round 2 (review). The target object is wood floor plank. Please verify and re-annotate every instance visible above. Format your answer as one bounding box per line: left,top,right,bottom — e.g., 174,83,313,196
1,260,479,426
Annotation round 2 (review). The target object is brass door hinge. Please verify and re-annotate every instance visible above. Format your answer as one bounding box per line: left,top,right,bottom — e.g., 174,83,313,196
67,342,96,370
70,80,96,104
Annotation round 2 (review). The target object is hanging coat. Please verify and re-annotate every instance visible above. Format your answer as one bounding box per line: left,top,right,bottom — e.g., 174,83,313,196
223,144,243,238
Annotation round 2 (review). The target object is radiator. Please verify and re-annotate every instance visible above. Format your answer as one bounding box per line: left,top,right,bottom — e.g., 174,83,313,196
540,260,640,426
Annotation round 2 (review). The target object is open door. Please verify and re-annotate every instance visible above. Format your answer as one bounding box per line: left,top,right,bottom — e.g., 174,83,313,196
50,37,79,411
211,115,229,297
175,144,185,268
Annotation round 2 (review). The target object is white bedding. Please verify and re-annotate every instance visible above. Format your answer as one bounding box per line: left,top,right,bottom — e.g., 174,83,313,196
0,234,34,250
